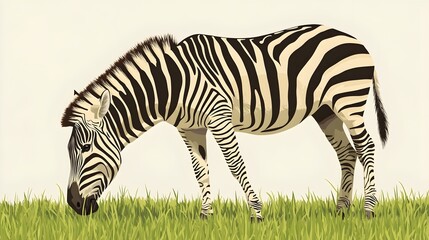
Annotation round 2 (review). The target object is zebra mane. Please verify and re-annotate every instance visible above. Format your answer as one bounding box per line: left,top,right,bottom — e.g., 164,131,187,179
61,35,177,127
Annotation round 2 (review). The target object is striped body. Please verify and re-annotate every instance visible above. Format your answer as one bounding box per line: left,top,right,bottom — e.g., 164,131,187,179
174,24,373,134
62,24,388,218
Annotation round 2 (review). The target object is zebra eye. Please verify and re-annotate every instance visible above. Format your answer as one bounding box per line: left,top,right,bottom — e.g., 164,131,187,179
81,144,91,153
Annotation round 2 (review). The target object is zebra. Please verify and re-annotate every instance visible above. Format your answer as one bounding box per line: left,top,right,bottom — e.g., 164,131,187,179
62,24,388,220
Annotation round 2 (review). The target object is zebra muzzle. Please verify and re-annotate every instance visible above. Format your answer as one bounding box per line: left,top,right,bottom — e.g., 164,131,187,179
82,195,99,215
67,182,99,215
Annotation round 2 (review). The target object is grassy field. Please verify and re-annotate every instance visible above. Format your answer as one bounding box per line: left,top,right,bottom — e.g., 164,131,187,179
1,188,429,240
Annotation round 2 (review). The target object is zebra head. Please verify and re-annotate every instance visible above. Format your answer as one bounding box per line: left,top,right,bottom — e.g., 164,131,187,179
65,90,121,215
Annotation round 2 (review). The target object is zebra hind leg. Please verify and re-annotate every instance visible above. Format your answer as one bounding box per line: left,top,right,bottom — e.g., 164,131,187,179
313,106,357,218
349,122,377,219
178,128,213,218
335,107,378,219
207,114,263,221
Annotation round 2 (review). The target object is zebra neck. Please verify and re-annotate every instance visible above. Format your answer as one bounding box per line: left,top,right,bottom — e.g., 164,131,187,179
100,47,193,149
101,89,163,150
62,36,182,150
99,58,185,148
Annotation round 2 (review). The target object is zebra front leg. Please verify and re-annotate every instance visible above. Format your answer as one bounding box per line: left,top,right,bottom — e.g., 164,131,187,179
207,115,263,221
178,128,213,218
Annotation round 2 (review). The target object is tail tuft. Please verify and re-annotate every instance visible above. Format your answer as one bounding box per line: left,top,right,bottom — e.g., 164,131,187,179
372,70,389,147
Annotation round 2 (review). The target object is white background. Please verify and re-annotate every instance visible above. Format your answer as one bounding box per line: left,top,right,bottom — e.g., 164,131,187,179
1,0,428,202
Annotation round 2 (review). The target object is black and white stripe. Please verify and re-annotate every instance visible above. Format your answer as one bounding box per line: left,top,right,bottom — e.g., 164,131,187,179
62,24,388,219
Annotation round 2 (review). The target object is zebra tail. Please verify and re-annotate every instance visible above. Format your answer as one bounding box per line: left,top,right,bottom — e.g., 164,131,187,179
372,70,389,147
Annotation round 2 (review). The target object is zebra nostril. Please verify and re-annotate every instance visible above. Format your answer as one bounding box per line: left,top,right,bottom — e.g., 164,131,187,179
76,201,81,209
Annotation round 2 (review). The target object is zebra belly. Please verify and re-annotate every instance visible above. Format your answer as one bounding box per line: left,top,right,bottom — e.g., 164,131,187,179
231,96,317,135
228,68,322,135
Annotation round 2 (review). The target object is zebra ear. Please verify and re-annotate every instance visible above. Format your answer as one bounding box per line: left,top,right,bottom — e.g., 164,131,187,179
97,90,111,119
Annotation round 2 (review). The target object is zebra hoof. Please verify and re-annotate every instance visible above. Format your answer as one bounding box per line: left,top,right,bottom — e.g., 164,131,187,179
200,213,211,220
336,210,346,220
365,211,375,219
250,216,264,223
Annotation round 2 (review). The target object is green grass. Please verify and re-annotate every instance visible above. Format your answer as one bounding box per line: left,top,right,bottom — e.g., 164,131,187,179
1,188,429,240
